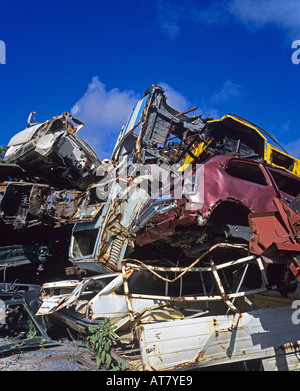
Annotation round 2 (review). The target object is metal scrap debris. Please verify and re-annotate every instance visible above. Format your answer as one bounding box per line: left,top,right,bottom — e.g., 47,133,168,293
1,85,300,370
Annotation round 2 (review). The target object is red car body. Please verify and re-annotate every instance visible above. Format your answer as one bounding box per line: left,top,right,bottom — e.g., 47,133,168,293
135,155,300,247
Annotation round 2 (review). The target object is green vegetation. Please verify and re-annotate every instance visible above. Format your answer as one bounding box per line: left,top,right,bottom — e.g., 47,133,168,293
85,318,125,370
0,145,7,162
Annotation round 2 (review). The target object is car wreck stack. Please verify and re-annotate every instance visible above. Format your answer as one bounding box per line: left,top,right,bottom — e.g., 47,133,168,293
1,85,300,370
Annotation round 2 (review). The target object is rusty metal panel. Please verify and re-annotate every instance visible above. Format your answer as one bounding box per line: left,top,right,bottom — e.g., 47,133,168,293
0,181,82,228
69,168,150,273
138,305,300,371
37,280,80,315
262,342,300,370
248,195,300,283
71,204,103,223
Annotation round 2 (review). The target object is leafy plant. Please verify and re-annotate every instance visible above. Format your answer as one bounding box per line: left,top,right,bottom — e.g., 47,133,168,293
0,145,7,162
26,320,38,339
86,318,122,370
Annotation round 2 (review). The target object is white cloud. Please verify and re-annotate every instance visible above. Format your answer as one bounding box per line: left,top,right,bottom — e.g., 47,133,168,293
229,0,300,36
156,0,228,39
210,80,242,105
280,120,291,133
190,1,229,26
160,81,236,119
160,82,223,118
155,0,185,40
71,77,140,159
156,0,300,39
159,82,191,112
283,138,300,159
160,80,242,119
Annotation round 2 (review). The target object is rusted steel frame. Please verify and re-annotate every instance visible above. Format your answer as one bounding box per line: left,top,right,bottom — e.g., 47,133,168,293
122,251,256,284
123,288,267,303
136,91,156,156
122,243,250,282
121,253,269,318
163,119,173,148
256,256,269,285
209,259,239,314
121,262,135,321
175,106,198,118
175,132,201,163
226,263,249,315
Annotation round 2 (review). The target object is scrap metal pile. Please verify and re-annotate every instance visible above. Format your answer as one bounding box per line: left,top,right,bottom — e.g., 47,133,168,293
1,85,300,370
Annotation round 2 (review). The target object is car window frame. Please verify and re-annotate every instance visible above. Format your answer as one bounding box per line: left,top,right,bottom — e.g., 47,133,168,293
222,158,272,188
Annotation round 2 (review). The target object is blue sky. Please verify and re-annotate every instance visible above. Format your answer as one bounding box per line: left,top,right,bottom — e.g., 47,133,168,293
0,0,300,159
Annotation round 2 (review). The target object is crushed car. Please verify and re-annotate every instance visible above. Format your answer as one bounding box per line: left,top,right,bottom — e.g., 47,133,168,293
2,84,300,370
19,85,300,370
0,112,106,283
5,111,101,190
0,112,105,352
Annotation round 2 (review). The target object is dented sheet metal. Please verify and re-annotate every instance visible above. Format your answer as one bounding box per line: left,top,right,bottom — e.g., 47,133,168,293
111,85,206,165
206,114,300,177
0,173,83,276
4,84,300,370
4,112,101,190
248,190,300,283
112,86,300,175
0,181,82,229
37,273,167,334
138,305,300,371
69,163,151,273
134,156,300,249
